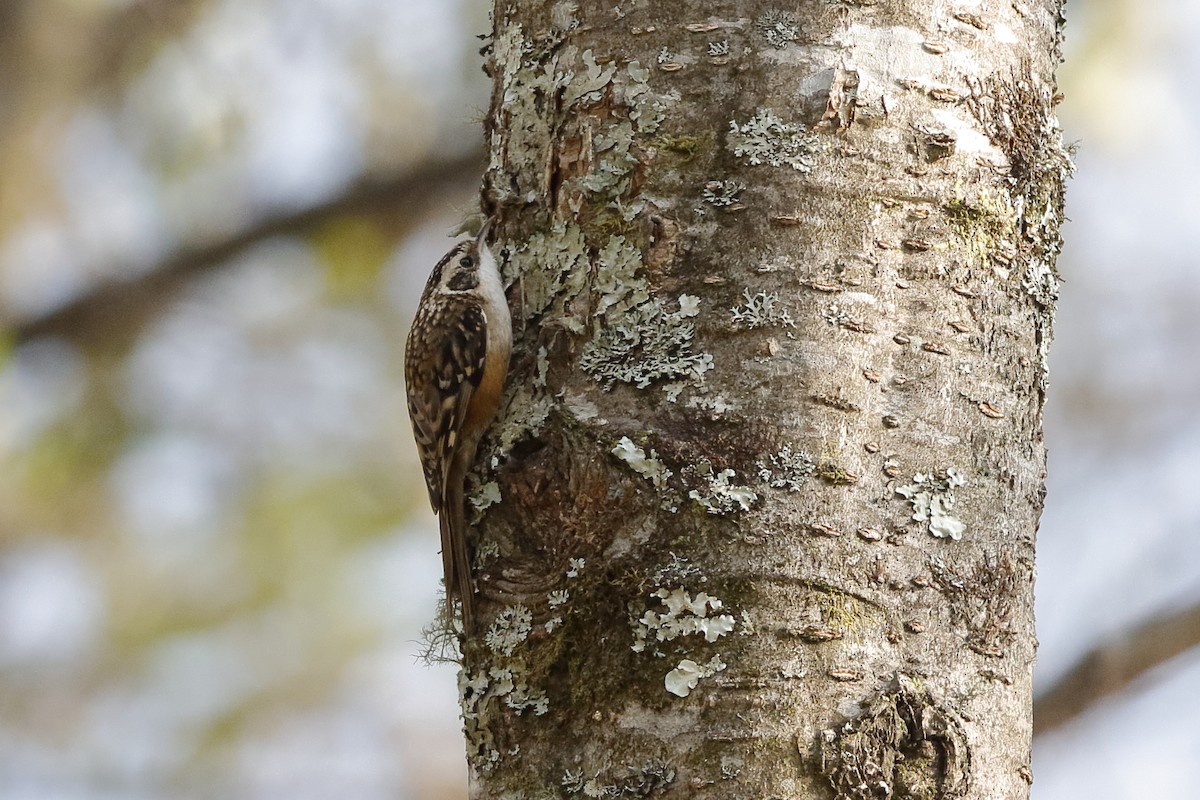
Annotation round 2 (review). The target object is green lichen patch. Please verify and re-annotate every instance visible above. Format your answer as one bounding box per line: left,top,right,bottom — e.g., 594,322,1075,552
811,589,877,639
594,235,652,319
942,189,1017,268
494,39,711,400
556,57,667,206
649,132,712,161
966,72,1073,311
581,119,641,199
815,461,860,486
488,24,573,206
587,205,644,242
562,48,617,108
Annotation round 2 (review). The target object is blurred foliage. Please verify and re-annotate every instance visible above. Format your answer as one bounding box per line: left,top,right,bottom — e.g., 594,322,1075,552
0,0,485,798
313,216,393,301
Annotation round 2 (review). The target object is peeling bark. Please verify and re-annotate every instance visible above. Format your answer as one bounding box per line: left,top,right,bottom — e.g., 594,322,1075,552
460,1,1067,798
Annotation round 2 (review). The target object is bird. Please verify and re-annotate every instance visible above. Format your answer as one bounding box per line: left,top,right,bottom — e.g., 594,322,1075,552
404,221,512,632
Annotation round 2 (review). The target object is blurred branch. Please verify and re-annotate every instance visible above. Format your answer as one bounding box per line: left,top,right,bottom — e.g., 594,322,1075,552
1033,601,1200,735
10,149,483,346
89,0,211,88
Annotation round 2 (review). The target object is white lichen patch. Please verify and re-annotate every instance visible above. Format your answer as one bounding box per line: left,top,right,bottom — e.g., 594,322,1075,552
731,289,796,330
458,602,548,767
581,294,714,390
548,589,570,608
563,761,677,797
566,557,586,578
678,293,700,318
505,685,549,716
489,25,573,206
498,41,706,404
580,235,713,399
631,588,737,653
562,769,585,794
652,552,703,586
594,234,651,319
474,539,500,569
1023,256,1059,307
897,469,968,540
533,345,550,388
623,60,671,134
702,179,745,207
757,445,816,491
562,56,667,200
687,464,758,514
486,665,549,715
580,120,640,197
486,605,534,656
612,436,673,490
564,49,617,107
492,388,554,456
665,655,727,697
822,303,850,326
729,109,820,171
684,392,736,416
469,480,503,512
756,10,799,48
507,222,591,326
477,385,553,499
460,656,549,768
563,391,601,422
629,581,736,700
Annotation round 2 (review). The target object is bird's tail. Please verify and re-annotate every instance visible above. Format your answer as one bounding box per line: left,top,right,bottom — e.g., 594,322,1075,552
440,475,475,632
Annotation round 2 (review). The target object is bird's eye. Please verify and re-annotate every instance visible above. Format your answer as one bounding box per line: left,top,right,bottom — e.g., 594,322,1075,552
459,255,474,268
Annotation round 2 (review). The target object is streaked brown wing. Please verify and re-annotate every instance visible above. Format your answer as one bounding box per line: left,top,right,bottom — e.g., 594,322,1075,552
404,294,488,512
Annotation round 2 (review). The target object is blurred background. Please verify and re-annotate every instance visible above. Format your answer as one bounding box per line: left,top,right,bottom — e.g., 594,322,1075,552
0,0,1193,798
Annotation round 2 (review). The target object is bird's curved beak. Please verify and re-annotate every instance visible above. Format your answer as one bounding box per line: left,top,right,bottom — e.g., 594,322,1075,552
476,218,493,247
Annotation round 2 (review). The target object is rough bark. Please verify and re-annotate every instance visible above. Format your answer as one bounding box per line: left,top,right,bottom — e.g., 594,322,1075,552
462,2,1068,798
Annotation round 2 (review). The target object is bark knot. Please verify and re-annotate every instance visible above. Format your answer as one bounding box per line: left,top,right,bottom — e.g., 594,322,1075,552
818,674,970,800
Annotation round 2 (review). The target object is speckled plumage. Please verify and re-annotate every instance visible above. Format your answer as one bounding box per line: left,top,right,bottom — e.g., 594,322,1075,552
404,226,511,631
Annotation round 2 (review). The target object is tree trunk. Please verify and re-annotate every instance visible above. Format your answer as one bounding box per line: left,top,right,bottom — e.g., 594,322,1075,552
463,2,1068,798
